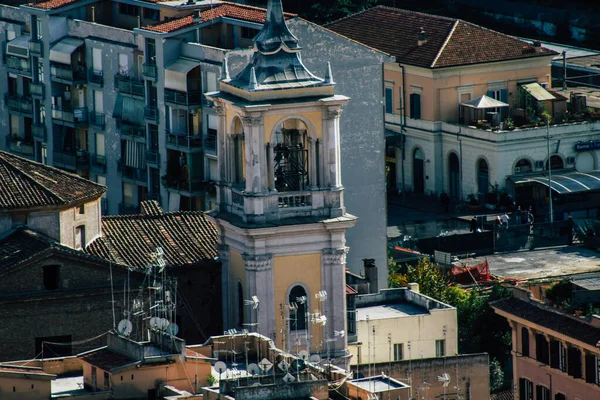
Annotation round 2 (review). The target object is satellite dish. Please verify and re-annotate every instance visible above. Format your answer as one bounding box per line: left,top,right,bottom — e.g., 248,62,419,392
167,323,179,336
309,354,321,364
291,359,306,372
282,373,296,383
158,318,170,330
214,361,227,374
258,358,273,372
149,317,158,328
117,319,133,336
247,363,260,376
298,350,309,361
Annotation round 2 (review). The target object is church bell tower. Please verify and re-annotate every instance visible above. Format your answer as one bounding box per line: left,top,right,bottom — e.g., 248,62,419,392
206,0,356,360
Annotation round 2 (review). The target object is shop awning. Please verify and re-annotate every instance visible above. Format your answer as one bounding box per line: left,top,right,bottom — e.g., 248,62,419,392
460,95,509,109
511,170,600,194
49,37,85,65
165,58,198,92
522,82,556,101
6,35,31,58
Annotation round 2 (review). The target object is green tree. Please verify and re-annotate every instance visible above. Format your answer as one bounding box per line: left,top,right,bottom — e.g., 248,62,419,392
489,358,504,392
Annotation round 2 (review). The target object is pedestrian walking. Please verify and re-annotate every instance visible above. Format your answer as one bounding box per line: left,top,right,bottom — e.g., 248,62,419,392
501,212,510,230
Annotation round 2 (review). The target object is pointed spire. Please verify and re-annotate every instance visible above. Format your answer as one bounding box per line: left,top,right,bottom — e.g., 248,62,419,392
324,61,334,84
222,56,230,81
254,0,300,54
248,67,257,90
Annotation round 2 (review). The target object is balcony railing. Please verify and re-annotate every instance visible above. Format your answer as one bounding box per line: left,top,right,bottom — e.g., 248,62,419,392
146,150,160,165
142,63,157,80
166,133,203,149
53,150,90,170
204,134,217,151
89,112,105,129
144,106,158,122
51,106,88,125
32,123,46,141
118,120,146,139
30,82,44,98
278,193,312,208
6,136,34,156
114,74,144,98
29,40,43,57
88,68,103,86
162,176,206,194
164,89,202,108
5,55,31,76
5,94,33,115
119,162,147,184
50,63,86,84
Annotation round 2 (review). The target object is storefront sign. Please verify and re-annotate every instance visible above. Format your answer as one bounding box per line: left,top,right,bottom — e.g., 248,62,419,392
575,140,600,152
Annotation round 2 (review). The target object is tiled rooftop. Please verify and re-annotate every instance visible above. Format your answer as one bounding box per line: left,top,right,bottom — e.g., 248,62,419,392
142,2,295,33
26,0,84,10
80,348,137,371
0,151,105,211
86,201,218,269
326,6,557,68
492,297,600,347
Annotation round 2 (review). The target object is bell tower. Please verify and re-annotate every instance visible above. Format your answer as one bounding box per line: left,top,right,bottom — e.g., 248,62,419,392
206,0,356,360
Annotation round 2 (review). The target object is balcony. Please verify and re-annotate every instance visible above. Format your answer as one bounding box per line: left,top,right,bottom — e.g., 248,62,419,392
142,63,157,81
5,94,33,116
91,154,106,173
50,63,86,85
89,112,105,129
162,176,206,195
32,123,46,141
30,82,44,99
278,192,312,208
6,136,34,156
119,202,140,215
118,162,147,185
5,55,31,76
144,106,158,123
88,69,103,87
166,132,203,152
117,120,146,140
114,75,144,98
204,133,217,152
146,150,160,165
164,89,202,109
51,106,88,127
29,40,43,57
52,150,90,170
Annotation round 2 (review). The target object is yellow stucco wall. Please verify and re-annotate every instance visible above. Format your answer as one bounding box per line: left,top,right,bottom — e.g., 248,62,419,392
263,112,323,142
230,250,246,328
273,253,323,352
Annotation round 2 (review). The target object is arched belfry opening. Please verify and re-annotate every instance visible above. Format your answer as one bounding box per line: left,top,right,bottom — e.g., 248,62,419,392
274,119,310,192
230,117,245,186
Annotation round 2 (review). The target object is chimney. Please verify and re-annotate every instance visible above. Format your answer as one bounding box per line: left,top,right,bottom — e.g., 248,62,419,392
533,40,542,53
418,27,427,46
363,258,378,294
408,282,420,293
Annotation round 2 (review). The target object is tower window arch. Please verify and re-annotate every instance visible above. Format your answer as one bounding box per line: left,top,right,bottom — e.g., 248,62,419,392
289,285,307,331
230,117,245,185
274,119,309,192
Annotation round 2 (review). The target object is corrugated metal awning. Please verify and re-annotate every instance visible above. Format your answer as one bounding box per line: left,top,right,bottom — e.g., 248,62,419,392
522,83,556,101
6,35,30,58
49,37,85,65
510,170,600,194
165,58,199,92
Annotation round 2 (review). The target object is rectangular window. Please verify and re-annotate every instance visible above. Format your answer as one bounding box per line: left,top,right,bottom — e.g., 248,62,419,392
241,27,259,40
43,265,60,290
77,205,85,215
123,182,134,206
519,378,533,400
119,3,139,16
536,385,550,400
206,71,217,93
410,93,421,119
92,48,102,73
536,334,549,364
385,87,394,114
96,133,105,157
103,371,110,390
435,339,445,357
142,8,159,21
393,343,403,361
35,17,43,40
74,226,85,249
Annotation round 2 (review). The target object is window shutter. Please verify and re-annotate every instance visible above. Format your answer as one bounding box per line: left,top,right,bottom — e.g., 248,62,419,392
519,378,526,400
527,381,533,400
500,89,508,121
550,340,559,369
414,94,421,119
585,353,596,383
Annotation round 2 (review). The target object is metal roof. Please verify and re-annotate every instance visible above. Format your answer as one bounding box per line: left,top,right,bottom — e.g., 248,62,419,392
49,37,84,64
522,82,556,101
511,170,600,194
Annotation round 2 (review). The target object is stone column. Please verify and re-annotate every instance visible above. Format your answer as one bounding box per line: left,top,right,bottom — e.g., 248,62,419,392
309,137,317,190
266,143,275,191
242,115,264,194
321,247,348,358
215,105,226,209
244,254,275,341
217,243,231,330
323,109,343,189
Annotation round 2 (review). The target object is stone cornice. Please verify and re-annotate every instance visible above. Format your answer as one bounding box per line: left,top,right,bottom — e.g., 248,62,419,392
322,248,347,265
243,254,273,271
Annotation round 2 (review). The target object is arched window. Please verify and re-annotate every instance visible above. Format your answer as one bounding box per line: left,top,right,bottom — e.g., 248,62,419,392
289,285,307,331
231,117,245,185
274,119,309,192
515,159,532,174
237,282,244,328
546,155,563,171
521,327,529,357
477,159,489,201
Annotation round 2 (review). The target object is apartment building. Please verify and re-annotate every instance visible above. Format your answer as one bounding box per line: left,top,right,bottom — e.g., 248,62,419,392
0,0,390,285
493,288,600,400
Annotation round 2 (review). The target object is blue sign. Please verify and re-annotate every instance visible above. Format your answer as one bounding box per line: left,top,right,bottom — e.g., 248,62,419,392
575,141,600,152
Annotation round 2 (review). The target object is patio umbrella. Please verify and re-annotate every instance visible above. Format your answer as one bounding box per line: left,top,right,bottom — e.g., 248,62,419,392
460,95,509,124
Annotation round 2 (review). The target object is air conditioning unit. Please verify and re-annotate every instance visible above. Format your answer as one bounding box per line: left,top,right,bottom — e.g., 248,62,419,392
566,156,575,165
535,160,545,169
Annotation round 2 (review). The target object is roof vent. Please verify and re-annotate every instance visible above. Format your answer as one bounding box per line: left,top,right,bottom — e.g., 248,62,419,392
533,40,542,53
186,0,194,5
418,27,427,46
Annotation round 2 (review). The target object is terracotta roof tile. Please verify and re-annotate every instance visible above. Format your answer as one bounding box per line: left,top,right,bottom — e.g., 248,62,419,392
142,3,295,34
0,151,105,210
492,297,600,347
86,201,218,269
346,284,358,295
27,0,84,10
491,389,514,400
326,6,557,68
80,348,137,371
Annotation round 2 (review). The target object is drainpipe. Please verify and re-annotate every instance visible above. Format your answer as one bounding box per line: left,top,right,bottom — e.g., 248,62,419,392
400,63,407,199
562,50,567,91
